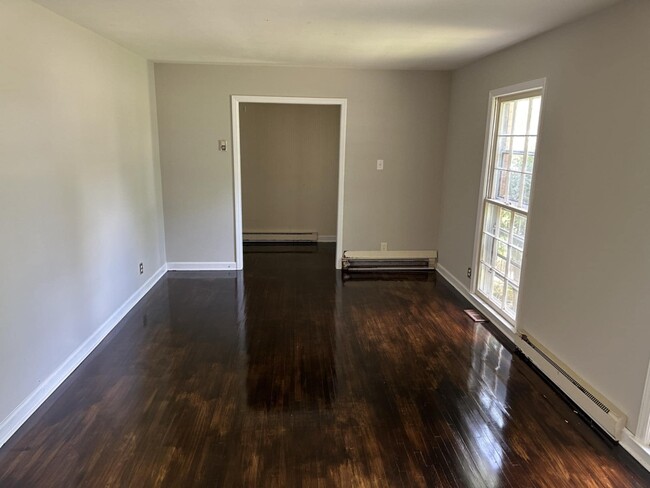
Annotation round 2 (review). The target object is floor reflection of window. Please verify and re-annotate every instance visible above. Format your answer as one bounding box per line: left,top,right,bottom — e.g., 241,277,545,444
470,324,511,428
459,324,513,488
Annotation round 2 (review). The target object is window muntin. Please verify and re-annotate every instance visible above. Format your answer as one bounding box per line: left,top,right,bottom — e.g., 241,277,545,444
477,91,542,322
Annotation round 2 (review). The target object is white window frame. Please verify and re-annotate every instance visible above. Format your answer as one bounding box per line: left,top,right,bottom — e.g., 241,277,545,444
638,362,650,446
470,79,546,330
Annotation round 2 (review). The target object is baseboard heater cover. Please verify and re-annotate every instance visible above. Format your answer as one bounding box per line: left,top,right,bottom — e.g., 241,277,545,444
516,331,627,440
342,250,437,272
244,231,318,243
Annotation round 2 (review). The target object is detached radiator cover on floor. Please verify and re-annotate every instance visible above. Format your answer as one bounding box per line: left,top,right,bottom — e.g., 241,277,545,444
342,250,437,272
516,331,627,440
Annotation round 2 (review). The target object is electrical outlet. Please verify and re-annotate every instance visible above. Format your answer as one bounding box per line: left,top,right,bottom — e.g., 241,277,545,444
467,267,472,278
139,262,144,275
380,242,388,251
376,159,384,171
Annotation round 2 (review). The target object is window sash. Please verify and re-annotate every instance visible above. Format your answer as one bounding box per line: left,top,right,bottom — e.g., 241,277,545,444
477,203,526,320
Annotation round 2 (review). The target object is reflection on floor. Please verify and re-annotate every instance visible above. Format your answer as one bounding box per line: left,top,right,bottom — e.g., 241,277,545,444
0,243,648,487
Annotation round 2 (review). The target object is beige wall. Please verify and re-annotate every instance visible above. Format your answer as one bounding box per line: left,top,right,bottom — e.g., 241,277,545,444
0,1,165,427
438,1,650,432
240,103,339,237
154,64,450,263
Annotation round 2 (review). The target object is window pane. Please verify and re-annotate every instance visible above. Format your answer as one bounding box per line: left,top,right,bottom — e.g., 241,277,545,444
498,207,512,242
513,99,530,135
505,283,518,315
491,274,505,306
529,97,541,135
508,172,522,205
484,203,498,236
492,170,508,202
496,239,508,274
512,213,527,249
525,154,534,174
508,257,521,284
522,175,532,208
496,240,508,259
481,233,495,263
511,136,526,154
496,137,512,169
525,136,537,173
511,152,524,172
495,256,507,274
499,102,515,135
478,264,492,296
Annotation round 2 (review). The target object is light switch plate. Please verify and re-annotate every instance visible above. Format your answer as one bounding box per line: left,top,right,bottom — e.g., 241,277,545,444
377,159,384,170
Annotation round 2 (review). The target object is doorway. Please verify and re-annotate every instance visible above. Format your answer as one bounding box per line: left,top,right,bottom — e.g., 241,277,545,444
231,96,347,269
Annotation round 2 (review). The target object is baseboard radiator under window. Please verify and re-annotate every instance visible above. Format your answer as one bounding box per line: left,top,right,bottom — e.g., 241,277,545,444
342,250,437,272
516,331,627,440
244,231,318,243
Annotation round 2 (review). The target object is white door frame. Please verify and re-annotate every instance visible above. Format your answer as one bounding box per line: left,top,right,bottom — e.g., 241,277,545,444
231,95,348,270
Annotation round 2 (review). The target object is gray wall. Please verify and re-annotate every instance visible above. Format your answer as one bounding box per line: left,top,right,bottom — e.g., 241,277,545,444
437,0,650,432
240,103,339,237
0,1,165,426
154,64,450,262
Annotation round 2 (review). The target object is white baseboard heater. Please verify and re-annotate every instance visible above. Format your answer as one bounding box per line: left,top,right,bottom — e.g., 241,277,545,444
342,250,437,272
243,231,318,243
516,331,627,440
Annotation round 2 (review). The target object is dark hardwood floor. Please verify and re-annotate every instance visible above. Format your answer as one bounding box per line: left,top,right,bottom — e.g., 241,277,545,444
0,243,648,487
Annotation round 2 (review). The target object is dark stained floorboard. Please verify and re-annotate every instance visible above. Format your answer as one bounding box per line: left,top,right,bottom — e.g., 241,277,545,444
0,243,648,487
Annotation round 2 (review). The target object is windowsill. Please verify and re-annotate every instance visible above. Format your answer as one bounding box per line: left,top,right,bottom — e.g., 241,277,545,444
470,293,517,337
474,291,517,326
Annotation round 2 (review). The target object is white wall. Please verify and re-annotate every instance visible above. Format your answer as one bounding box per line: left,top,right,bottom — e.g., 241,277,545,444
0,0,165,428
154,64,450,263
240,103,339,237
437,0,650,433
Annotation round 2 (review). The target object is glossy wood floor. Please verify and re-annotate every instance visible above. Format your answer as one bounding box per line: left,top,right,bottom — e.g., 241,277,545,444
0,244,648,487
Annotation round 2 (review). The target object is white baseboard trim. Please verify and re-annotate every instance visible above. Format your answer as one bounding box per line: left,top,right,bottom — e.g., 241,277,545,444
437,263,649,473
317,235,337,243
436,263,516,344
0,264,167,449
621,428,650,471
167,262,236,271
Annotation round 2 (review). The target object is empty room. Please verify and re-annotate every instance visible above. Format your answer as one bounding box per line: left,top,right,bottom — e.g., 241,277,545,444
239,102,341,249
1,0,649,486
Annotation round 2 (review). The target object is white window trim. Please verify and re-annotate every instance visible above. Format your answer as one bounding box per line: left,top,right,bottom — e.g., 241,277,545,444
470,78,547,330
638,361,650,446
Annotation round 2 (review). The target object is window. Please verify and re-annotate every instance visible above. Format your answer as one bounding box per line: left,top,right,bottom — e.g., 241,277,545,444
475,86,543,324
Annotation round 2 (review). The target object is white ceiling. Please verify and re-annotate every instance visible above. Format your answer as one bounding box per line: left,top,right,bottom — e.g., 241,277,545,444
35,0,620,70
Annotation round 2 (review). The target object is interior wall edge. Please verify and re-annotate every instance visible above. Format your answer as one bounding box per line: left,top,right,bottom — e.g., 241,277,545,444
148,60,168,265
